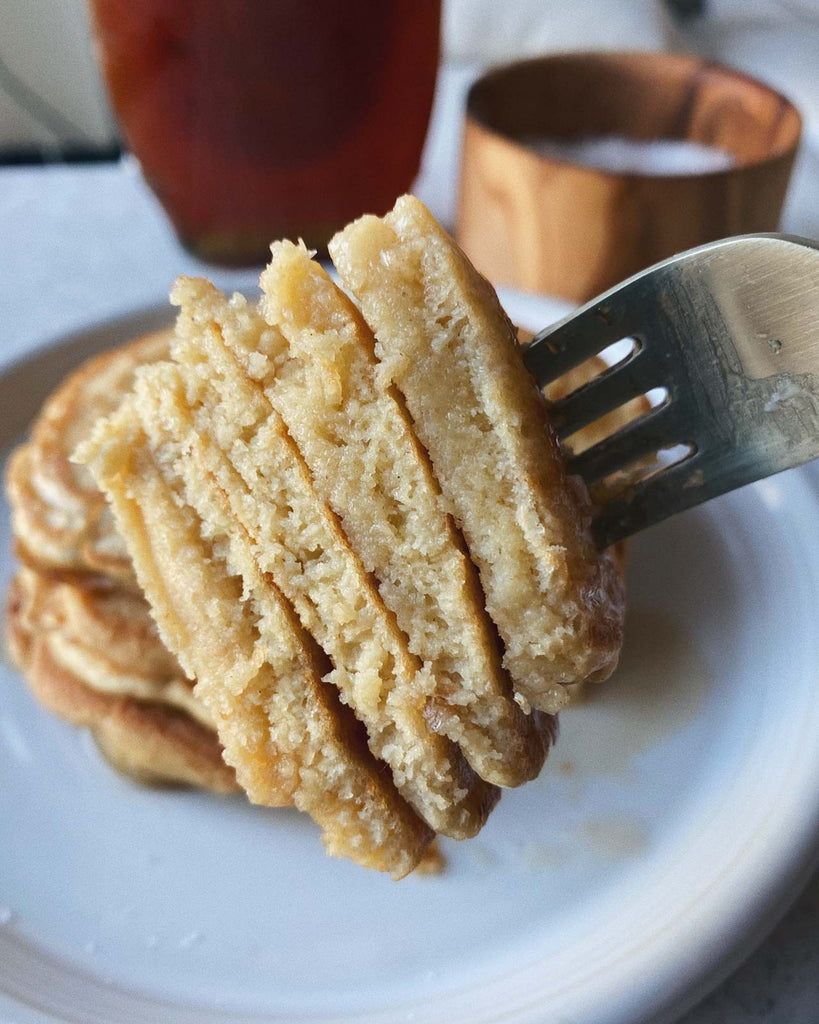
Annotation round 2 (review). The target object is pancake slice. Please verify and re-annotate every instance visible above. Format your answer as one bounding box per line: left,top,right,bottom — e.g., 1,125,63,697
77,404,434,878
148,293,498,836
329,195,626,713
5,329,172,590
3,327,246,792
250,242,553,786
5,567,237,793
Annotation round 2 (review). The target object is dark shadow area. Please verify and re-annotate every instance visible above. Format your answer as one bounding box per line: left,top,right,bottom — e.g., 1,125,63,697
0,144,121,166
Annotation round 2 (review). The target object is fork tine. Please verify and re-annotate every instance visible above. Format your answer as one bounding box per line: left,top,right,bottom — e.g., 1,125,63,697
592,452,706,548
527,234,819,547
566,402,688,483
547,347,661,439
524,285,646,385
525,308,629,385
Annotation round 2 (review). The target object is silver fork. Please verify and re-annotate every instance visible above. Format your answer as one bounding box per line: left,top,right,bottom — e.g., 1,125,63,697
524,234,819,549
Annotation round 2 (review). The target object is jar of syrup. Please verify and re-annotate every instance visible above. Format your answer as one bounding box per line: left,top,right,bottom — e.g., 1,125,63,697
90,0,441,264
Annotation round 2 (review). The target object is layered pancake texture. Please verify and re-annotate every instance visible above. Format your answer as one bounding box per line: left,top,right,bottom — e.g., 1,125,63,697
6,566,236,792
6,330,171,590
3,329,236,792
76,400,436,877
22,195,626,876
330,196,626,714
258,243,551,788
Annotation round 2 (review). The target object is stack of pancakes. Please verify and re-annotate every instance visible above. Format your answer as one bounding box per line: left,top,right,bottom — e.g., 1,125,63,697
68,196,626,877
5,331,238,793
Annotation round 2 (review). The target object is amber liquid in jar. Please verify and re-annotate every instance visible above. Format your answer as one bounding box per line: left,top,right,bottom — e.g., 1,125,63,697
90,0,441,263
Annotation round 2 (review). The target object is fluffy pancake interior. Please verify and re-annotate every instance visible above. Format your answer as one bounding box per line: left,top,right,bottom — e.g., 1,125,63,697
329,196,625,713
77,404,435,878
246,242,550,787
158,283,498,837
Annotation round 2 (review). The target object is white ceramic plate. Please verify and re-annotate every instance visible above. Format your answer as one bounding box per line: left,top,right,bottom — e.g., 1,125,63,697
1,294,818,1024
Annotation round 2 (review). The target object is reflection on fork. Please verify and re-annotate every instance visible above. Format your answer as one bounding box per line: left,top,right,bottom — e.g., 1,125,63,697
525,234,819,547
